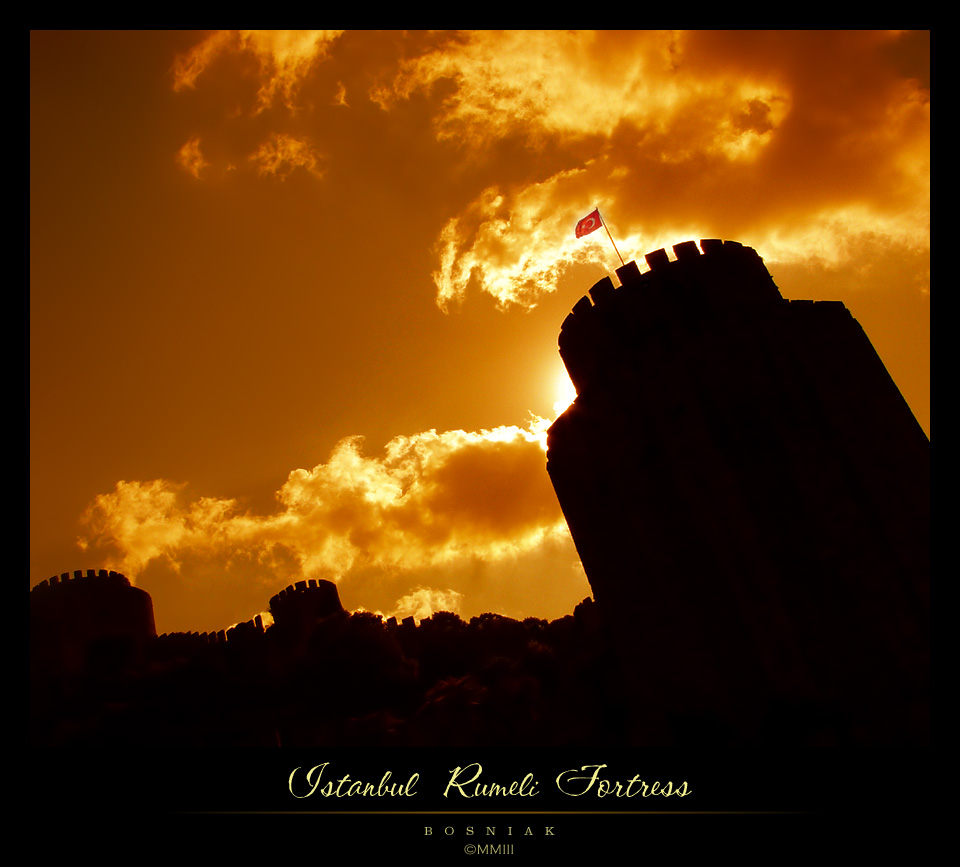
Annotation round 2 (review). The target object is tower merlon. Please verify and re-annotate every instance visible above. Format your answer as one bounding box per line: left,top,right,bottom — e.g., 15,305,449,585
558,240,784,398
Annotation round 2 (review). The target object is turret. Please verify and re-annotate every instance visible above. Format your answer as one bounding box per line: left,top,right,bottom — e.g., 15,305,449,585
546,240,929,745
30,568,156,678
268,578,345,634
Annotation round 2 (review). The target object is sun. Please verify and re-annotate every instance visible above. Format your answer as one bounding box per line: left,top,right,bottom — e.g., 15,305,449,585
553,369,577,418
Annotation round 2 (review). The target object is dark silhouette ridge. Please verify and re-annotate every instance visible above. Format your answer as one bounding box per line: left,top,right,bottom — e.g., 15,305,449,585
30,570,624,746
546,239,930,745
29,241,928,747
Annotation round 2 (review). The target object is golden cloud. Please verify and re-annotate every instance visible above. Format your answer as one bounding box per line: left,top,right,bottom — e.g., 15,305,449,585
175,136,209,179
173,29,345,111
172,31,342,179
169,31,928,307
384,586,465,621
409,30,929,308
250,132,325,179
373,31,790,150
172,30,236,93
78,479,193,576
77,421,567,609
433,174,616,310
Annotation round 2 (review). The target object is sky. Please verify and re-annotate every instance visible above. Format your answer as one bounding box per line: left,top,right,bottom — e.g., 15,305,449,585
30,30,930,636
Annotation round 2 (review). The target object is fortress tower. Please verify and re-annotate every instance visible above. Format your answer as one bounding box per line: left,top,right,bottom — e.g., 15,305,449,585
269,579,345,634
546,239,930,744
30,569,157,679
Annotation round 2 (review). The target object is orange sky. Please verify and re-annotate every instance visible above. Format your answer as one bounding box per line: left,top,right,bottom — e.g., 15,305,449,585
30,31,930,635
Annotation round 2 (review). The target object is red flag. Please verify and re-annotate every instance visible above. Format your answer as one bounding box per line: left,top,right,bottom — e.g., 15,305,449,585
575,208,602,238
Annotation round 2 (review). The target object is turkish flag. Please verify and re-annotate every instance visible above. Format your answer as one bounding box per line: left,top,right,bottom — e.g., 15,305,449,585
575,208,602,238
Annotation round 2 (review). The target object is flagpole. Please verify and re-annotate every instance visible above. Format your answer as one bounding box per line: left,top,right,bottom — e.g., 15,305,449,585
598,210,625,266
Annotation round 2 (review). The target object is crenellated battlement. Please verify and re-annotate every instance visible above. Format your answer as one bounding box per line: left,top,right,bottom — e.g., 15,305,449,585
558,239,784,397
31,567,132,594
269,578,345,627
30,570,344,661
156,614,265,648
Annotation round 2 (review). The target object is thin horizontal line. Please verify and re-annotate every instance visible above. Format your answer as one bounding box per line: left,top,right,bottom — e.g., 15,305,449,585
182,810,808,816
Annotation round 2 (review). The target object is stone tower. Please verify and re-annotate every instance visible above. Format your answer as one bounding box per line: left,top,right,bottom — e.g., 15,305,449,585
269,579,345,634
30,568,157,679
546,239,929,744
